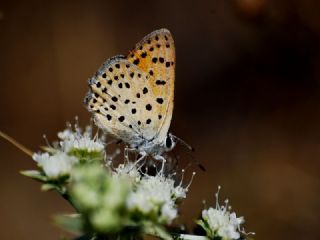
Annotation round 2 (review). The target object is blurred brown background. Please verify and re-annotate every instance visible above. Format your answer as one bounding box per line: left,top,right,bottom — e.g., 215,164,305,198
1,0,320,239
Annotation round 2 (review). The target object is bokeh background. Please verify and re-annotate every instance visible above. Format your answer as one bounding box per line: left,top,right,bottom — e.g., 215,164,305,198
1,0,320,239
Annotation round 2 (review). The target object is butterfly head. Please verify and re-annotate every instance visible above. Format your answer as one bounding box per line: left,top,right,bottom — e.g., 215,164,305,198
135,133,176,156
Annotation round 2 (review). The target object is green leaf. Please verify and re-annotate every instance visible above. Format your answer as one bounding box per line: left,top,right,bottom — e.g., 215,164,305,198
55,214,84,234
20,170,48,182
195,220,205,230
142,222,172,240
41,183,60,191
196,220,212,238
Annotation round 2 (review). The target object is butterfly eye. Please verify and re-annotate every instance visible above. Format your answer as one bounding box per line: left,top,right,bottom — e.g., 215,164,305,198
166,135,173,149
165,134,177,151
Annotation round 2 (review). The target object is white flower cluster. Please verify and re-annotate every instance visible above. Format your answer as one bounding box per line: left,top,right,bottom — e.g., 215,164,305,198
199,186,250,240
32,120,105,181
64,161,193,234
58,124,104,154
123,166,193,224
202,207,243,240
70,163,128,233
19,119,254,238
27,118,193,227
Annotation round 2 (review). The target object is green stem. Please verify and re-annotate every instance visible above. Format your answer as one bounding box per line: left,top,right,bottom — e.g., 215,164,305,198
59,190,80,212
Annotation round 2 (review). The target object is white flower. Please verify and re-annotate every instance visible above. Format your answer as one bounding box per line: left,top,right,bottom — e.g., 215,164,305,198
126,173,188,224
58,124,104,153
33,152,78,179
57,129,74,140
113,162,141,183
161,202,177,221
200,186,247,240
174,185,187,199
202,208,243,240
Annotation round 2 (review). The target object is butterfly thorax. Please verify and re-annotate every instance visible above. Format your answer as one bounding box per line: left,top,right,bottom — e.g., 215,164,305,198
133,137,165,156
132,133,176,156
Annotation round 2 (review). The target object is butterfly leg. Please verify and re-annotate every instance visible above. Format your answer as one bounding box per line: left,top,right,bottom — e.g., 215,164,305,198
124,147,147,167
135,151,147,166
154,155,167,174
124,146,137,163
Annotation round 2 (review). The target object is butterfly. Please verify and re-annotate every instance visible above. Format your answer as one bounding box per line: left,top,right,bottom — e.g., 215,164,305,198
84,28,178,168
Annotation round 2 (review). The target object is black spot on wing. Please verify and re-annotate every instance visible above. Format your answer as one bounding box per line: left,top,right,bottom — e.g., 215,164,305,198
146,104,152,111
118,116,125,122
155,80,166,85
156,98,164,104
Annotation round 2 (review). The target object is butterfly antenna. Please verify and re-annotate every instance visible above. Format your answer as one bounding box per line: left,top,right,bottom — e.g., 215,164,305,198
172,135,206,171
173,135,195,152
0,131,33,157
